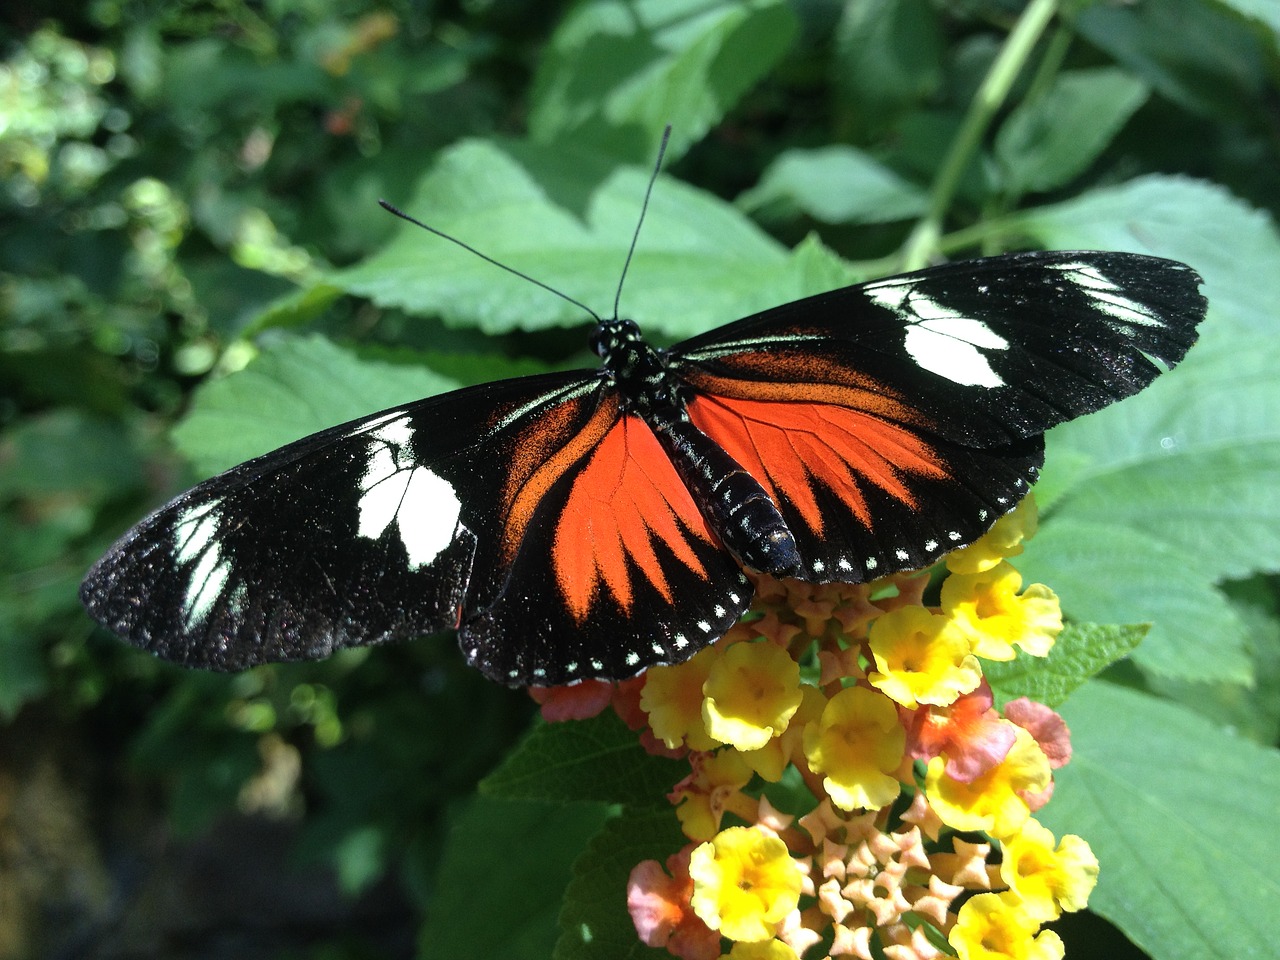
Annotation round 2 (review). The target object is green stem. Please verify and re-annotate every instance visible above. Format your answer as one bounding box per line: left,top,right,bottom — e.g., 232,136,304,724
898,0,1062,270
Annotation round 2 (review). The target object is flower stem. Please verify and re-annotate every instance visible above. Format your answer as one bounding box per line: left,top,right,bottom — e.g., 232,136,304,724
899,0,1062,270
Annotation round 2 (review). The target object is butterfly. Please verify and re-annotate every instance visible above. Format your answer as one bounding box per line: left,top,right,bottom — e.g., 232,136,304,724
80,246,1206,687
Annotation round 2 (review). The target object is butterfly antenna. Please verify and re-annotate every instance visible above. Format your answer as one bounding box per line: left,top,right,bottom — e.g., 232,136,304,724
613,125,672,320
377,200,603,323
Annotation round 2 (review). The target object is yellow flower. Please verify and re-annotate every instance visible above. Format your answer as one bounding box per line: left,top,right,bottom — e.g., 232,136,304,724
704,641,804,751
950,891,1064,960
941,562,1062,661
803,686,905,812
866,605,983,708
673,749,754,842
926,727,1051,840
725,939,800,959
739,685,826,782
642,646,719,751
1000,820,1099,920
946,496,1039,574
689,827,804,942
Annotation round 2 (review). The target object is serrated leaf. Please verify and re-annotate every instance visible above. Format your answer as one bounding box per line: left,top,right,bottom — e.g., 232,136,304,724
556,809,687,960
1013,175,1280,334
422,796,610,960
1040,682,1280,960
1042,334,1280,582
481,712,688,807
528,0,797,164
737,145,928,225
1143,579,1280,744
1017,519,1249,683
172,336,457,475
984,622,1147,708
1024,329,1280,683
995,68,1149,196
335,138,811,339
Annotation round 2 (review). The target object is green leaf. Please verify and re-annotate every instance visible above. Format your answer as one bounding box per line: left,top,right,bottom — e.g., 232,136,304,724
1143,578,1280,744
1017,519,1249,684
335,138,823,339
172,336,458,475
556,809,687,960
1013,175,1280,335
984,622,1147,708
1214,0,1280,35
528,0,798,163
421,795,610,960
243,281,343,336
832,0,943,120
1040,682,1280,960
1023,329,1280,682
0,410,142,501
737,145,928,225
482,712,687,807
994,68,1149,196
1042,334,1280,580
0,608,48,720
1075,0,1268,119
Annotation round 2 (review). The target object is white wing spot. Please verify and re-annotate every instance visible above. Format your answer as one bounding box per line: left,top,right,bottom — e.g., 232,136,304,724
714,605,726,618
591,659,604,671
174,501,232,626
674,635,689,649
626,651,640,666
812,560,826,573
1061,262,1162,327
697,621,712,633
728,592,741,604
533,668,546,678
948,530,962,541
978,509,989,521
895,548,910,561
838,558,852,571
566,662,579,673
651,643,665,655
867,283,1008,387
358,422,461,568
924,540,938,551
866,557,878,570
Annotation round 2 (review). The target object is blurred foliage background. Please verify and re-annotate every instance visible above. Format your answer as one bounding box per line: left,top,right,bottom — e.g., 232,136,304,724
2,1,1278,959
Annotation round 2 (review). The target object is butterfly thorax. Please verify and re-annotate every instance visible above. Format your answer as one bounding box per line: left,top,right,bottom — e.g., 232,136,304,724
592,318,685,414
592,318,804,579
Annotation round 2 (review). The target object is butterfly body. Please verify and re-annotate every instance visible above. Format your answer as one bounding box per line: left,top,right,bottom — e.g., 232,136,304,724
81,251,1207,686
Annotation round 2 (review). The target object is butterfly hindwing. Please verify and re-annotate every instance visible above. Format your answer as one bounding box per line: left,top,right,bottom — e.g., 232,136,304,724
669,252,1204,581
462,409,751,685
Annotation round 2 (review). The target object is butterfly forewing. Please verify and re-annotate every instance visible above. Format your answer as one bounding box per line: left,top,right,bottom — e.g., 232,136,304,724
82,372,592,671
672,252,1206,446
667,252,1205,582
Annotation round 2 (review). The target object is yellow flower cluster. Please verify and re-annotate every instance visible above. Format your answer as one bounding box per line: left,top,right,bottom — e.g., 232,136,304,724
551,497,1096,959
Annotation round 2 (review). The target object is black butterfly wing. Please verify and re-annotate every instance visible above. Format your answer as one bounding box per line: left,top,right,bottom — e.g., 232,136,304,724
82,367,748,685
668,251,1206,582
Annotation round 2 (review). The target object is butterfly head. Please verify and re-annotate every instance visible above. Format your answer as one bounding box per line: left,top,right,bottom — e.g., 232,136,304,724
590,317,643,360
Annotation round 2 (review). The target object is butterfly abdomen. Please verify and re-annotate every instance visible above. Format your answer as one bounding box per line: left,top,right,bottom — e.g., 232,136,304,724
650,413,803,578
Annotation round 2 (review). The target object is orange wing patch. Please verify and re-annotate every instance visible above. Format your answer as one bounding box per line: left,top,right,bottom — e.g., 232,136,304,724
686,391,951,536
553,415,716,623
